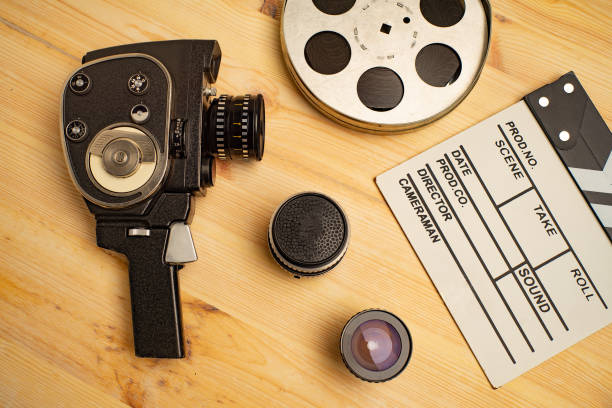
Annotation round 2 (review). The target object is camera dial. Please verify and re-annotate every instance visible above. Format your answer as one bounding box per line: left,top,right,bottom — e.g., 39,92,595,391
87,126,157,194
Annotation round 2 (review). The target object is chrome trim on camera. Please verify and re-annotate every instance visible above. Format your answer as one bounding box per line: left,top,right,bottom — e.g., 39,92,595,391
128,228,151,237
60,53,173,209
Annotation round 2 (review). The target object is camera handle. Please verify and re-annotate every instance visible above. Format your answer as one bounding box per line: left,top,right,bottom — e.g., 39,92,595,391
94,192,195,358
97,225,184,358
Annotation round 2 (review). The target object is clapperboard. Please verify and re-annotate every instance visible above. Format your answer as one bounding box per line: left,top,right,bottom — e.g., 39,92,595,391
523,73,612,240
376,72,611,387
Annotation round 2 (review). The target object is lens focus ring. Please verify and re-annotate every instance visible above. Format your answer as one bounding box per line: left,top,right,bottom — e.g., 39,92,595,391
207,94,265,161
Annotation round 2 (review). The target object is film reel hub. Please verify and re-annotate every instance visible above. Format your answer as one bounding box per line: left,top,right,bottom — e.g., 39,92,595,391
353,2,414,57
281,0,491,132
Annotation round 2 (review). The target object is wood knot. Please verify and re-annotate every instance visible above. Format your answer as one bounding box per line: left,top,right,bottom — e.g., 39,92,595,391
260,0,281,20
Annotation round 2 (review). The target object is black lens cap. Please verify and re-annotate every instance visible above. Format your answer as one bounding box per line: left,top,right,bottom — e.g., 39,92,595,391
268,192,350,277
341,309,412,382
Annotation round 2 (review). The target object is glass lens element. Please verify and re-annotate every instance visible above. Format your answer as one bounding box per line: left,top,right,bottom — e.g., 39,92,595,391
350,319,402,371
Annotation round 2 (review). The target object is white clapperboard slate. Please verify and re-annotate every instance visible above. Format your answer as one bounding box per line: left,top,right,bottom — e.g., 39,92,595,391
376,72,612,387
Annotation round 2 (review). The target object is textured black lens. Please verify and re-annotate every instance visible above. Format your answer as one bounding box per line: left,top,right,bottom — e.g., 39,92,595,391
206,94,265,161
341,310,412,382
351,319,402,371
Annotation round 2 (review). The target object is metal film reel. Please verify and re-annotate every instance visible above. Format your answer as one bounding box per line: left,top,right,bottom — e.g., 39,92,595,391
281,0,491,133
86,125,159,196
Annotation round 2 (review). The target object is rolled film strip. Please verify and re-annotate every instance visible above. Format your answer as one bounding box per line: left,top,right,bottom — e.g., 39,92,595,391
281,0,491,133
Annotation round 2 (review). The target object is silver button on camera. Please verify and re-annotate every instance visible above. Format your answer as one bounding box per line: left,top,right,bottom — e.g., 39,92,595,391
203,86,217,97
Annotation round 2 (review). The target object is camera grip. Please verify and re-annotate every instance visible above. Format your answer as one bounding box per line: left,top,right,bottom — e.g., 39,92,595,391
128,234,184,358
97,226,185,358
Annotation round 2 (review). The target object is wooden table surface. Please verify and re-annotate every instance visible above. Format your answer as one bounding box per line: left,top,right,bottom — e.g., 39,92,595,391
1,0,610,406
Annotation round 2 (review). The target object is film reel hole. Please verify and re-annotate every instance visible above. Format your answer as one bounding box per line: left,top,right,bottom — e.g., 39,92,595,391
380,23,392,34
416,43,462,87
420,0,466,27
305,31,351,75
312,0,356,15
403,17,411,24
357,67,404,112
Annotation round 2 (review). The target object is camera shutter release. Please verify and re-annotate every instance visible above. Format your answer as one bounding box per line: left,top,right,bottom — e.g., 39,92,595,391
268,192,350,277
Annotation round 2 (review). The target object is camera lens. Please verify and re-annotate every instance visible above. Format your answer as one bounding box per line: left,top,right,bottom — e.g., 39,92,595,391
341,309,412,382
206,94,265,161
351,319,402,371
268,192,350,277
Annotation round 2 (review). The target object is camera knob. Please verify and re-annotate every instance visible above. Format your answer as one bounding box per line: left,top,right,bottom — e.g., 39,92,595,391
102,138,141,177
268,192,350,277
69,73,91,94
128,73,149,95
65,119,88,142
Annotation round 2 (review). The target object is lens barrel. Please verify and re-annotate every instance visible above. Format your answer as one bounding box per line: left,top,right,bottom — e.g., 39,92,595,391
206,94,265,161
268,192,350,277
340,309,412,382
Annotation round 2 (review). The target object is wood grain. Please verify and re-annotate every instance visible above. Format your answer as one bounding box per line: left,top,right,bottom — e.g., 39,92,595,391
0,0,610,406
